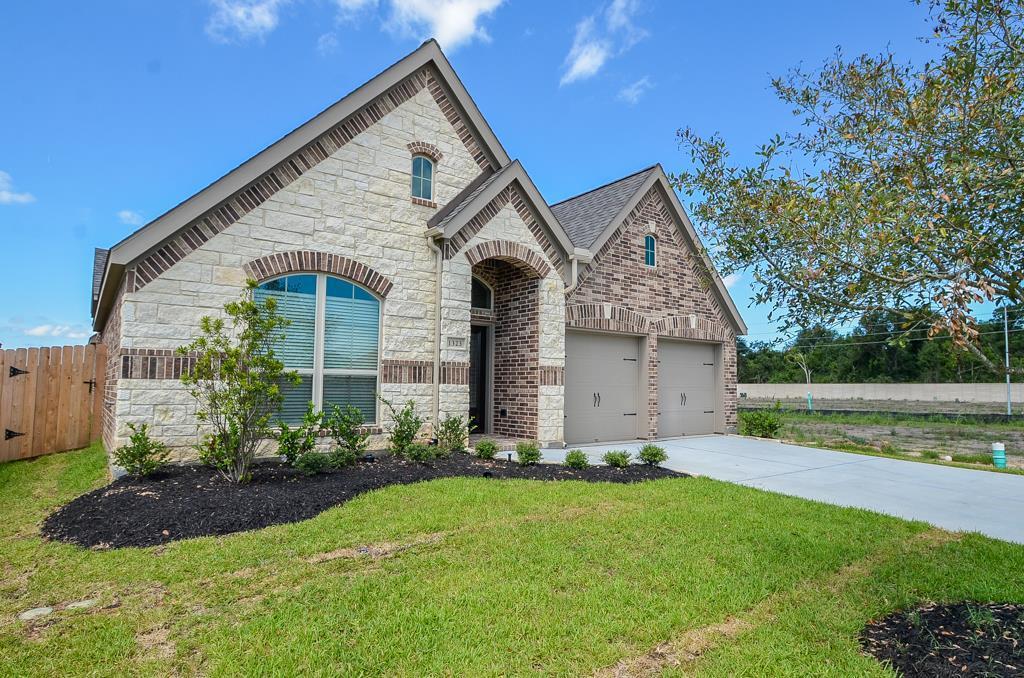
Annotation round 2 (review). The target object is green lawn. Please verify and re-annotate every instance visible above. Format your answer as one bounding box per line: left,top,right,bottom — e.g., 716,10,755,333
2,443,1023,676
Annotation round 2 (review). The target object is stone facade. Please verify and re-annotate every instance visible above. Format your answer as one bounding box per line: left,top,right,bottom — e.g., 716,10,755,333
567,186,739,434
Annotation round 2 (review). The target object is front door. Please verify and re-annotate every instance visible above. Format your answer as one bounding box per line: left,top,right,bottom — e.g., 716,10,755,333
469,325,489,434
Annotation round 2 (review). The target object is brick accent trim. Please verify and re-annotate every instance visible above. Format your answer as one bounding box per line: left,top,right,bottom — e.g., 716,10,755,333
463,239,551,279
538,365,564,386
565,303,649,334
126,66,491,294
380,359,432,384
444,184,564,274
119,349,195,380
243,251,394,298
440,361,469,385
651,315,732,343
406,141,443,162
411,196,438,208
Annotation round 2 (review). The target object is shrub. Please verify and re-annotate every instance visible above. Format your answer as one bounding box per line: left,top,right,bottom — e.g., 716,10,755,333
436,414,471,456
738,402,783,438
113,423,170,477
563,449,589,469
179,281,297,483
294,450,331,476
637,443,668,466
475,439,498,460
406,442,436,463
602,450,632,468
516,441,541,466
325,403,369,467
275,403,322,466
381,397,424,458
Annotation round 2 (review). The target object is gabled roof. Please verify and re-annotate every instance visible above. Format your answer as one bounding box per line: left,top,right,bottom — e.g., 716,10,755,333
566,165,748,335
551,166,657,249
93,39,510,330
91,248,109,316
430,160,577,277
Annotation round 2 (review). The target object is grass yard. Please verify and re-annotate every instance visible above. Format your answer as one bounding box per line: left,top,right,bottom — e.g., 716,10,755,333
776,410,1024,472
2,442,1024,676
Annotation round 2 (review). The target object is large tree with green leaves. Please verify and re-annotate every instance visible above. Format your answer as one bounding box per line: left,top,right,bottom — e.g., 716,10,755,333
673,0,1023,374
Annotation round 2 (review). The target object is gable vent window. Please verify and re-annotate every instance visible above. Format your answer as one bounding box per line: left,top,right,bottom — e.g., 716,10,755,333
644,234,657,267
411,155,434,201
255,273,380,425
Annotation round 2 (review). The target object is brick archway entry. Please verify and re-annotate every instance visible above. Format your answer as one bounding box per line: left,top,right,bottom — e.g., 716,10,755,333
467,243,544,440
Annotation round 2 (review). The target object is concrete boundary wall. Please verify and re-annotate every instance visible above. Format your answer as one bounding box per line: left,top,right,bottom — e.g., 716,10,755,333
739,383,1023,404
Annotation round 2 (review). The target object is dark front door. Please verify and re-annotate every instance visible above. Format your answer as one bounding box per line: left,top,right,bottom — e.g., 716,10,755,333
469,325,489,434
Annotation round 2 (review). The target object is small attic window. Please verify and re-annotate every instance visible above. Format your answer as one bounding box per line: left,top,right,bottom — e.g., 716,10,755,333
644,234,657,267
412,156,434,201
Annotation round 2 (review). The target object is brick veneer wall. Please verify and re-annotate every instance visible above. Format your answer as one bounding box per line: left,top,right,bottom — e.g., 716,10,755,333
568,185,739,433
474,260,539,439
98,279,125,453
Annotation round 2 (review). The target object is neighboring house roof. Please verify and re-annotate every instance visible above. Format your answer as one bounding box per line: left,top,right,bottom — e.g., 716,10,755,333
566,164,748,336
93,39,511,331
550,166,657,249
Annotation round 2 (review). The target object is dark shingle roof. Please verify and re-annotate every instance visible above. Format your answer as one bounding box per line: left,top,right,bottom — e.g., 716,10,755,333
550,166,656,248
92,248,109,315
428,164,513,231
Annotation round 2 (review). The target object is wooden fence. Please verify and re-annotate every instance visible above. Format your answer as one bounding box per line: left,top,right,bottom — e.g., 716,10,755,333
0,344,106,463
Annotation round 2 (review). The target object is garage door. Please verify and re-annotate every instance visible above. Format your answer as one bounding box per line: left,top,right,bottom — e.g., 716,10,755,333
565,331,640,444
658,340,717,437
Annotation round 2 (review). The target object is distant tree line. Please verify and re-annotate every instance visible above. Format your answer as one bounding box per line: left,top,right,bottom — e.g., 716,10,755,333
739,310,1024,384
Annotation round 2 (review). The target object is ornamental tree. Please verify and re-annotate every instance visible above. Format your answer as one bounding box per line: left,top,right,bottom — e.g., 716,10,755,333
178,280,298,483
672,0,1024,374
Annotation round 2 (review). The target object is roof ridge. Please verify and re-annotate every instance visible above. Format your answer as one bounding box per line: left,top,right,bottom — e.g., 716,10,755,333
549,164,658,208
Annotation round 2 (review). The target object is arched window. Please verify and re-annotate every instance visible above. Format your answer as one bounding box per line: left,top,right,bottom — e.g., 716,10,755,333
644,234,657,267
255,273,380,424
411,155,434,201
471,276,493,310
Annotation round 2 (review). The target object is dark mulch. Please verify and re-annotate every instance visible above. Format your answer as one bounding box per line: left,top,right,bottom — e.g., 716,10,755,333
860,602,1024,677
41,454,685,549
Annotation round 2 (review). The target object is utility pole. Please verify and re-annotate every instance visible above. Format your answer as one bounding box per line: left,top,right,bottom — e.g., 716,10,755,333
1006,306,1012,416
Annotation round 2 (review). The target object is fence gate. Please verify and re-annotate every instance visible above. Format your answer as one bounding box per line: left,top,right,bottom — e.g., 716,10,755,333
0,344,106,463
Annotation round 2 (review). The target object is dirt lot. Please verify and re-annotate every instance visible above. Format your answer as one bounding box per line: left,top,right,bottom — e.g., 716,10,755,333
756,409,1024,470
742,397,1018,416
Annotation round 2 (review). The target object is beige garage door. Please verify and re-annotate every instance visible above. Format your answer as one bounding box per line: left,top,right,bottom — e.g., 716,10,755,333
658,340,717,437
564,331,640,444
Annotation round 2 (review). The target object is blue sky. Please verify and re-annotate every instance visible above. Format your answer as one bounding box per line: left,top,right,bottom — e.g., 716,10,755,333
0,0,937,348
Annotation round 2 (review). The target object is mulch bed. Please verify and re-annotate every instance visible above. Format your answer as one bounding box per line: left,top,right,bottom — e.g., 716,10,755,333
41,454,685,549
860,602,1024,677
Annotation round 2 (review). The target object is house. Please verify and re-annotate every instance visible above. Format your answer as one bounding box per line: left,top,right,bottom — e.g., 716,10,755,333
90,40,746,457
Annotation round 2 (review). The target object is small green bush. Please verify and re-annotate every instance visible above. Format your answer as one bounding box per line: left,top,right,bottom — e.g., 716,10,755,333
113,423,170,477
294,450,331,476
602,450,632,468
436,414,471,456
516,441,541,466
275,403,322,466
637,443,668,466
381,397,424,458
475,439,498,459
563,449,589,469
406,442,436,463
738,403,783,438
325,404,369,466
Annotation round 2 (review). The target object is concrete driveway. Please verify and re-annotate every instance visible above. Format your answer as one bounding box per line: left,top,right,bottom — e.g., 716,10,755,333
544,436,1024,544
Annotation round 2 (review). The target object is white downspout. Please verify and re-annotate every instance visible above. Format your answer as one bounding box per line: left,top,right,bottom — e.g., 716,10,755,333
425,232,443,432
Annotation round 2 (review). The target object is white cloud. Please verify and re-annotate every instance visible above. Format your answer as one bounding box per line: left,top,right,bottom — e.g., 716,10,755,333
385,0,504,50
722,272,741,289
618,75,652,104
317,32,340,55
205,0,290,43
560,17,610,85
24,324,91,340
0,171,35,205
117,209,144,226
560,0,648,86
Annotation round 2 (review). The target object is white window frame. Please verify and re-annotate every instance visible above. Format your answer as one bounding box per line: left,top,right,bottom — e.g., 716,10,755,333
262,272,382,424
411,155,434,201
644,234,657,268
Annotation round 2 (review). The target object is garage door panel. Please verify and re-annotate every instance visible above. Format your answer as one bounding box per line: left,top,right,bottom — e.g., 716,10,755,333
565,332,640,444
658,341,716,437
